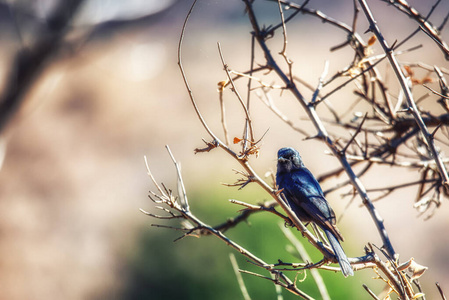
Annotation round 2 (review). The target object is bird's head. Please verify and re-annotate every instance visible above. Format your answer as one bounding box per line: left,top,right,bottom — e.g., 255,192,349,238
277,147,304,173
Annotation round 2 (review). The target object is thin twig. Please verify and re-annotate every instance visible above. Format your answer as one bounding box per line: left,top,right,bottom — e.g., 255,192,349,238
217,42,255,144
230,199,290,225
363,284,381,300
218,82,231,145
341,113,368,154
166,145,190,212
436,282,447,300
311,60,329,104
229,253,252,300
280,224,331,300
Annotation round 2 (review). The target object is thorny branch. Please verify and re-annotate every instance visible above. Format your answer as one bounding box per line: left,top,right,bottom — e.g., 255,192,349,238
144,0,449,298
379,0,449,59
358,0,449,188
178,0,335,263
272,0,449,217
243,0,397,260
142,148,314,299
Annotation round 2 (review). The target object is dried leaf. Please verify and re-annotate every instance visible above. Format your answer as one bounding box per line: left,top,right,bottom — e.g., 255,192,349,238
403,65,414,77
397,259,413,271
217,80,228,91
421,76,433,84
368,35,377,46
408,259,428,281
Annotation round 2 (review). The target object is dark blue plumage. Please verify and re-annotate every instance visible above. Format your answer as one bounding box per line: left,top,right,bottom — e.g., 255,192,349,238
276,147,353,277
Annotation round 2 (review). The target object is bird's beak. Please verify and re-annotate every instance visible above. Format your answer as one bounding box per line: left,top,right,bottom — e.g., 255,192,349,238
277,157,288,163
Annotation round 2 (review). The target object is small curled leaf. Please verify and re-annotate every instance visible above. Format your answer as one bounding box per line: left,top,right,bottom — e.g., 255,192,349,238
367,35,377,46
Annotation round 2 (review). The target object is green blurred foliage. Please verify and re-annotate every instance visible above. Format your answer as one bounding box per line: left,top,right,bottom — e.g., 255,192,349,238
122,184,373,299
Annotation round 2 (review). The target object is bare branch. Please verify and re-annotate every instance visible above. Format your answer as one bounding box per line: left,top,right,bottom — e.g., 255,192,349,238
143,150,315,299
145,0,449,297
244,0,397,259
358,0,449,189
379,0,449,59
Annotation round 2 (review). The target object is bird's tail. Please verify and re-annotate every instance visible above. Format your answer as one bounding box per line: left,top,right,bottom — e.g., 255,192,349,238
324,230,354,277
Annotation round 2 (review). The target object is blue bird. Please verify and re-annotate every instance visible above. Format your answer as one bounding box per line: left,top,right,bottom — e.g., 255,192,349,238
276,147,353,277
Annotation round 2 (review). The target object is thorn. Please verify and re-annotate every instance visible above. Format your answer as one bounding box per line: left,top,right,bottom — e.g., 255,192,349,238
431,122,443,138
364,27,373,34
304,134,319,141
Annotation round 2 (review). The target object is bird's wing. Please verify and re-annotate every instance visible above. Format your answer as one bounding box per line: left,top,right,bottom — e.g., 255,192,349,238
287,169,344,241
301,196,344,241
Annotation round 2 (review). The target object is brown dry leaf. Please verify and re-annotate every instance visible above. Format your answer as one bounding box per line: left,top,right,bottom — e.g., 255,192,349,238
421,76,433,84
408,259,428,281
217,80,228,91
403,65,414,77
233,137,243,144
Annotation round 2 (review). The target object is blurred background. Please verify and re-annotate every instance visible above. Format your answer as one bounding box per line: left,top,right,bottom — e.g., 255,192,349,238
0,0,449,299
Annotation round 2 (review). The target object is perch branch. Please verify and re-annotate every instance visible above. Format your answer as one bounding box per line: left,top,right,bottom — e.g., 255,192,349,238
243,0,397,259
